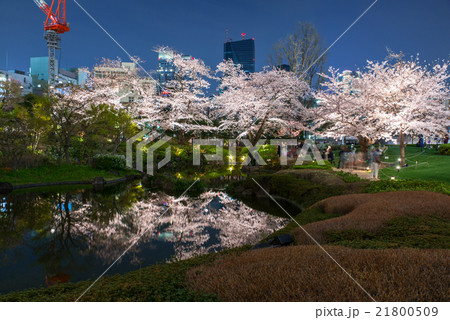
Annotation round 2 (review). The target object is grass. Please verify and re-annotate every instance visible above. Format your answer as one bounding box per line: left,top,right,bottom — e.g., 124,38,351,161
366,179,450,195
263,206,342,241
0,164,140,185
186,245,449,301
379,145,450,182
333,170,364,182
292,160,333,170
1,149,449,301
292,191,450,245
325,215,450,249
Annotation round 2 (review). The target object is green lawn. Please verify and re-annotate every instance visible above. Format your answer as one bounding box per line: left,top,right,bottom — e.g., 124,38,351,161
324,215,450,249
379,145,450,182
0,164,139,185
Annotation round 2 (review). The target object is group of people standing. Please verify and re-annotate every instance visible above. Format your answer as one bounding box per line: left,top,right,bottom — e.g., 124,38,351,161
277,141,385,180
335,145,383,179
417,134,449,151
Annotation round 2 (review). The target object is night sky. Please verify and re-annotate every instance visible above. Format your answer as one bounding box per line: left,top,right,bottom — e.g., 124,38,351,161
1,0,449,75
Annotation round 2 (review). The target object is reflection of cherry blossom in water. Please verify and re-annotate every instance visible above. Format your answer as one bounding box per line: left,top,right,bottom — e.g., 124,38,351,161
48,191,288,263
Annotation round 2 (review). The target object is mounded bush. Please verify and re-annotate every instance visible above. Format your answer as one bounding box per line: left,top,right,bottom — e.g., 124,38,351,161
92,154,126,171
292,160,333,170
366,179,450,195
438,143,450,155
186,245,449,301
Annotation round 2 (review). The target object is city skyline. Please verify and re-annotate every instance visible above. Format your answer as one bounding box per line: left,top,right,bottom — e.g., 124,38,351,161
1,0,450,75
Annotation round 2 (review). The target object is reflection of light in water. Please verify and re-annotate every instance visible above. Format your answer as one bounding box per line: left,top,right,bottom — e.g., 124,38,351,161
56,202,72,211
157,232,173,241
0,198,8,214
46,191,288,263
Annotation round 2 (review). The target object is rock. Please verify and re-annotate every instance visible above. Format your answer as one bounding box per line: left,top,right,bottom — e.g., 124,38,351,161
269,234,294,246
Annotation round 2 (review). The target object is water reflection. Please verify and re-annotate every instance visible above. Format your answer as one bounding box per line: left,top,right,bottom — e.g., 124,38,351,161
0,182,287,293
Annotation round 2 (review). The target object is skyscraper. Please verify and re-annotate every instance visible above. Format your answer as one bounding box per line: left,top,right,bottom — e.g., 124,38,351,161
156,51,195,94
223,37,255,73
157,51,175,90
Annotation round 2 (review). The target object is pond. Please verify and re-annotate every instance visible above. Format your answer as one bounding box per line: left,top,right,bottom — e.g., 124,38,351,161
0,181,294,294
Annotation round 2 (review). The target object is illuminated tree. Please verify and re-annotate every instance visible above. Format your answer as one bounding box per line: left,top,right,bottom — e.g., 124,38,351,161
214,59,311,144
315,53,450,164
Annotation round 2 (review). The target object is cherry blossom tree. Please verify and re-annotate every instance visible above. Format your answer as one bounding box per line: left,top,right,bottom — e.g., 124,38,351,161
213,60,311,144
314,53,450,164
85,52,216,141
313,67,383,153
363,55,449,165
150,48,216,141
46,87,92,164
46,59,152,163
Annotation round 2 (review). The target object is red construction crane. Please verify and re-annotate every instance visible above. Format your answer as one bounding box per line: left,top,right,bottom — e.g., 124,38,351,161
33,0,70,88
34,0,70,33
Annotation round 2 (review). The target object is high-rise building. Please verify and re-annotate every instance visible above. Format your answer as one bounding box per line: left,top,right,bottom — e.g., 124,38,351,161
338,70,362,94
94,61,156,104
223,37,255,73
30,57,88,92
156,51,195,93
0,69,33,95
156,51,175,89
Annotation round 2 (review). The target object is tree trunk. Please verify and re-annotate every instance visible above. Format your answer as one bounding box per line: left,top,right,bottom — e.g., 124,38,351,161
112,141,120,155
178,131,186,145
64,138,70,164
357,136,373,160
248,113,269,146
57,152,62,166
399,132,406,167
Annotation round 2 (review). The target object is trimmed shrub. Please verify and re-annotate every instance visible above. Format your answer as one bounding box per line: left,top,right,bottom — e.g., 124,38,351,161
366,179,450,195
186,245,449,301
292,191,450,245
438,143,450,155
292,160,333,170
333,170,363,182
92,154,126,171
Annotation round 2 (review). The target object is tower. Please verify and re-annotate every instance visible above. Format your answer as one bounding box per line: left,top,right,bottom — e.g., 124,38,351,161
33,0,70,88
